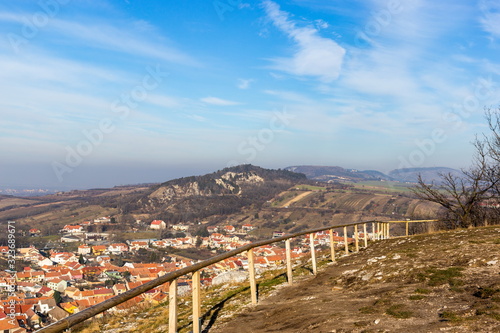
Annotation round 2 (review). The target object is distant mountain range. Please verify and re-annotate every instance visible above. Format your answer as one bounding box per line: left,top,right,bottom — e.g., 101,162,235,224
285,165,462,184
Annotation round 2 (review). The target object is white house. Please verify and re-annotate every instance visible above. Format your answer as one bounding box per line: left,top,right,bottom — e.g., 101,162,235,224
47,278,67,293
150,220,166,230
78,245,92,255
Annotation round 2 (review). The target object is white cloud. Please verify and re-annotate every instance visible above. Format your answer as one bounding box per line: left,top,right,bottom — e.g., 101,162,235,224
262,1,345,83
237,78,254,89
479,1,500,38
0,12,200,66
200,97,241,106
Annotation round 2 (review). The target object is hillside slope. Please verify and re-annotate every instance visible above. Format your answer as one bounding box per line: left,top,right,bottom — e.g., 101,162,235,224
213,226,500,333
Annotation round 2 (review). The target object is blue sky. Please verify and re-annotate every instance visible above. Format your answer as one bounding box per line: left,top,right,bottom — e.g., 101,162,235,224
1,0,499,190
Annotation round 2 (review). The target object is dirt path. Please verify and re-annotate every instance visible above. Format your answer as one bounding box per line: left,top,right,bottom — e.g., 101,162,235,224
211,227,500,333
281,191,312,207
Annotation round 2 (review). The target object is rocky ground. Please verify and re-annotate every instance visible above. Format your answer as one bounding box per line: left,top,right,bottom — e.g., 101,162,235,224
211,226,500,333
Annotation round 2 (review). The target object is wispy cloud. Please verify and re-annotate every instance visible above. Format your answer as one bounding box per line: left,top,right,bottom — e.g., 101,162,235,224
237,78,254,89
0,12,200,66
200,97,241,106
262,0,345,83
479,0,500,38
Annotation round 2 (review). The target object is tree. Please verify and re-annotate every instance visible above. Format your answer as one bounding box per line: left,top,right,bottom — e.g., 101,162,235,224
78,253,85,265
53,291,62,304
413,108,500,228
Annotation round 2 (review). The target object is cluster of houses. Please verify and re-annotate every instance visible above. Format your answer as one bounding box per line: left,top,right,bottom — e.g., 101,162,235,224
0,216,366,332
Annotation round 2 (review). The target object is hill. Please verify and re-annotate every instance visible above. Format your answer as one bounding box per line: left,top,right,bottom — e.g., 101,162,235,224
212,225,500,332
388,167,463,184
0,165,309,238
285,165,465,186
285,165,392,182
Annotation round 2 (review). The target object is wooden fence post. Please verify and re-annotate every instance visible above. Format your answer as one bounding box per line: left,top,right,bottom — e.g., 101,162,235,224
192,271,201,333
363,223,368,248
354,224,359,252
329,229,336,262
248,249,257,305
372,222,375,241
387,223,390,238
309,233,317,275
343,226,349,255
405,221,409,237
169,279,177,333
285,239,293,285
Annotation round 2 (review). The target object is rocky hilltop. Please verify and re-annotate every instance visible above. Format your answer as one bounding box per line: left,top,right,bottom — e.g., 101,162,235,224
134,164,307,221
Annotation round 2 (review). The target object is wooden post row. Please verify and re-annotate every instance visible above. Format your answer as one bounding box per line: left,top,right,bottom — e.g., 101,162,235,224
285,239,293,285
343,226,348,255
329,229,335,262
309,233,317,275
248,249,257,305
354,224,359,252
169,279,177,333
363,223,368,248
192,271,201,333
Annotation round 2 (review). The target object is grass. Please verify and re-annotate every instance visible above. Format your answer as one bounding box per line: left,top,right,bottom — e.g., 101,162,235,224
439,311,464,322
385,304,413,319
417,267,464,287
409,295,426,300
351,181,414,193
414,288,431,294
359,306,377,314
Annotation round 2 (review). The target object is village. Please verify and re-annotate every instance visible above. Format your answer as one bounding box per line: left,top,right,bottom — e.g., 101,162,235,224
0,217,357,332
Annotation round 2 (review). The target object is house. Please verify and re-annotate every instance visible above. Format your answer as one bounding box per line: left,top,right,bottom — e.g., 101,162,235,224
92,245,107,256
78,245,92,255
242,224,255,231
62,225,83,233
150,220,166,230
112,283,127,295
96,256,111,265
172,224,190,231
64,287,80,299
29,228,41,236
207,226,218,233
108,243,129,255
0,317,26,333
94,216,111,223
47,306,69,322
61,235,81,243
47,278,67,293
0,246,10,256
272,231,285,238
129,241,149,251
35,298,57,315
223,225,236,233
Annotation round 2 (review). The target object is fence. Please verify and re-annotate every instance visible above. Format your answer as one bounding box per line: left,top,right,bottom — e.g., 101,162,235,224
35,219,436,333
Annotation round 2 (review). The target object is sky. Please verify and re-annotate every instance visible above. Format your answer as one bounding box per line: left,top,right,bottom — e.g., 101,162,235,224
1,0,500,190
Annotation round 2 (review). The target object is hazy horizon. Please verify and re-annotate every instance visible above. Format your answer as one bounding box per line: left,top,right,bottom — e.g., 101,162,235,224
1,1,499,190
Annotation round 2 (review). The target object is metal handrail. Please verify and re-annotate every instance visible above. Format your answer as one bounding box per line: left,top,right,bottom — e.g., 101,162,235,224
35,219,436,332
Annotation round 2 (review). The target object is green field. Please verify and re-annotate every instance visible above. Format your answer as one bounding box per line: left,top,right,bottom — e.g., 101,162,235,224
294,184,326,191
352,181,415,193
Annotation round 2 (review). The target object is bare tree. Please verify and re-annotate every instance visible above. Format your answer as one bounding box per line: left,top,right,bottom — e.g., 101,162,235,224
413,108,500,228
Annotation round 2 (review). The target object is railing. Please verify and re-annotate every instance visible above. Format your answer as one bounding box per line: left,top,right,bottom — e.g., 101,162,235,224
35,219,436,333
